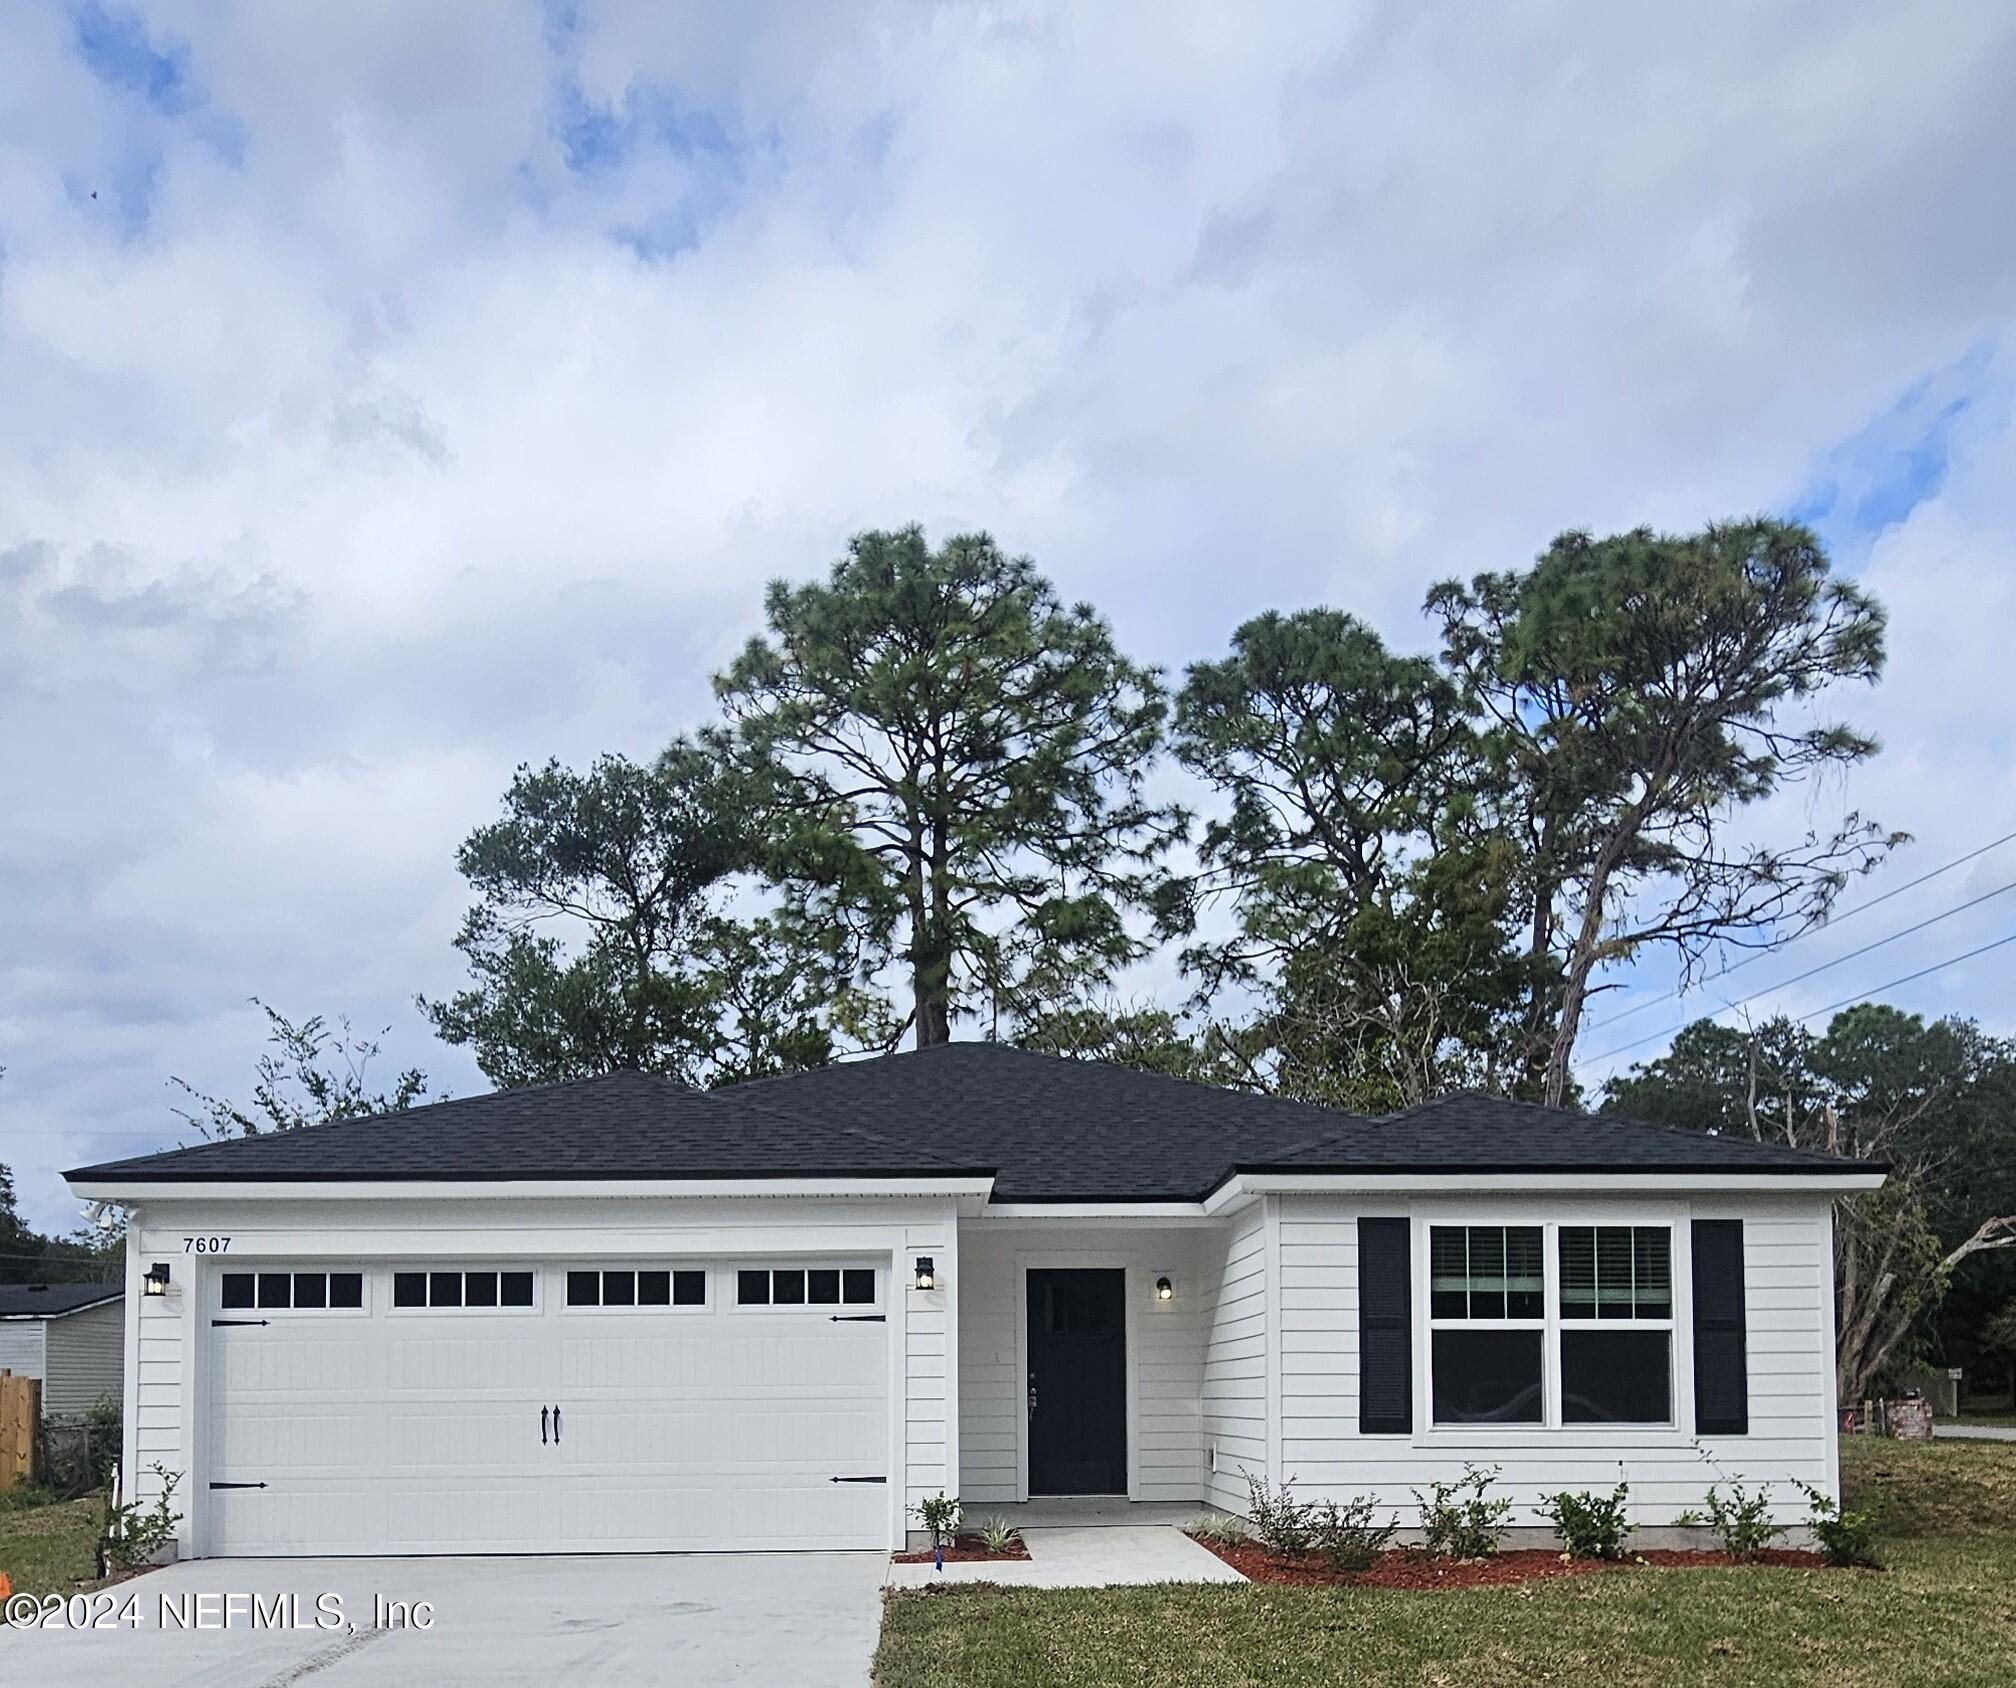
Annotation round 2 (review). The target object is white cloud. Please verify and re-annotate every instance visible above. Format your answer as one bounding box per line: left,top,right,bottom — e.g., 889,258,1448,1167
3,1,2015,1227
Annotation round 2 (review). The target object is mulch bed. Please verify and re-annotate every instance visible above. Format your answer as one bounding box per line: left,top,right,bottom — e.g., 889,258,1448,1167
1192,1537,1832,1588
892,1533,1032,1564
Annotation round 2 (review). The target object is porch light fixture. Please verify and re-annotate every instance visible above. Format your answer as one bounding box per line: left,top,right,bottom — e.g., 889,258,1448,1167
913,1256,937,1291
144,1262,171,1298
1155,1275,1174,1301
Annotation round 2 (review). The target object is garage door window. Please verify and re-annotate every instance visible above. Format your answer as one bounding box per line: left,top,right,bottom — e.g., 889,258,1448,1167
566,1268,707,1308
221,1270,365,1312
737,1266,877,1307
391,1269,535,1310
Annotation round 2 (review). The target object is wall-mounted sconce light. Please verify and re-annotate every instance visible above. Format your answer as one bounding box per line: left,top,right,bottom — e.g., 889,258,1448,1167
1155,1275,1174,1302
144,1262,172,1298
913,1256,937,1291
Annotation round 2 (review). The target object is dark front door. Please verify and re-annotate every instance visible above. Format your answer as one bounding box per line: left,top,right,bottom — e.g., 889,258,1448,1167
1026,1268,1127,1495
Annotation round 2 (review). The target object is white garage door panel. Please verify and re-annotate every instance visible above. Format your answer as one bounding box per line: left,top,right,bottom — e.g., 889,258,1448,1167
205,1265,890,1557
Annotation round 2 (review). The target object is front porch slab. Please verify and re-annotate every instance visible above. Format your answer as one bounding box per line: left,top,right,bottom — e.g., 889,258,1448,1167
886,1525,1245,1590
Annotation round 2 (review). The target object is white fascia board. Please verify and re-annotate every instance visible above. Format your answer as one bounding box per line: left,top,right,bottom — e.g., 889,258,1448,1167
65,1176,998,1204
971,1203,1217,1225
1213,1170,1884,1201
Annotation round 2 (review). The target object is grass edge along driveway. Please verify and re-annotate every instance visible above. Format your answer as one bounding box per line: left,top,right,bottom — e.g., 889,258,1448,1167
876,1438,2016,1688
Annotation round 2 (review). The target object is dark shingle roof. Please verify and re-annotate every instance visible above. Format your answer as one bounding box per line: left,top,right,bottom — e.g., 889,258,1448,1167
1248,1091,1870,1178
0,1282,123,1319
65,1069,984,1186
66,1045,1876,1200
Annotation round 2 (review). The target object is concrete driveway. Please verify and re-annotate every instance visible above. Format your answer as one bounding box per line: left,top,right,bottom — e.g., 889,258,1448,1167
4,1551,888,1687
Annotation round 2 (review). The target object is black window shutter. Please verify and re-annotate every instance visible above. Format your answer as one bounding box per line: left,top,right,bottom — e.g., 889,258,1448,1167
1691,1219,1749,1435
1359,1217,1412,1434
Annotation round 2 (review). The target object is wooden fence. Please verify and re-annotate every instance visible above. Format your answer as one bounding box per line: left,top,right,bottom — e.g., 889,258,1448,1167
0,1370,39,1487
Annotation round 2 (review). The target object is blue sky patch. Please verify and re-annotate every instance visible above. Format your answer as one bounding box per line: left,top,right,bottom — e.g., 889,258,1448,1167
72,2,189,113
1793,345,1993,559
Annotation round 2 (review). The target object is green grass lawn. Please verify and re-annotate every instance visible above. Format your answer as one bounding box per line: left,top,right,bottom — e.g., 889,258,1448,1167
877,1439,2016,1688
0,1491,105,1599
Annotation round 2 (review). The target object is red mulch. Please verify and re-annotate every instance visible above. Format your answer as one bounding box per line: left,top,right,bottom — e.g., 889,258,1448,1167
892,1533,1031,1564
1191,1537,1832,1589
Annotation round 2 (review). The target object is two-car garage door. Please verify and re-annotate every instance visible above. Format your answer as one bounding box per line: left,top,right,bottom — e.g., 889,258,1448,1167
204,1260,889,1556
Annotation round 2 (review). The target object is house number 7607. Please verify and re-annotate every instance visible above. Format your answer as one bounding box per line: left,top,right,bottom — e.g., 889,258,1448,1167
182,1236,232,1253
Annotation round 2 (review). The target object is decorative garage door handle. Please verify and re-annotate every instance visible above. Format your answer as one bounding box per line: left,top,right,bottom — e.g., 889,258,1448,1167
541,1405,549,1444
553,1404,562,1443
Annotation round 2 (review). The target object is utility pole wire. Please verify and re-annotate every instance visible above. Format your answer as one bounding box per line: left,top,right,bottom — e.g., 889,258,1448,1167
1583,824,2016,1034
1583,927,2016,1067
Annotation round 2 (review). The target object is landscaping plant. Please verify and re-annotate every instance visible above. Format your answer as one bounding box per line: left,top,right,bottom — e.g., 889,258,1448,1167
1540,1481,1632,1560
1677,1481,1784,1560
1242,1474,1395,1571
912,1492,962,1569
1244,1473,1316,1558
1794,1479,1880,1568
98,1466,182,1575
1188,1511,1246,1547
1413,1464,1512,1559
976,1516,1020,1555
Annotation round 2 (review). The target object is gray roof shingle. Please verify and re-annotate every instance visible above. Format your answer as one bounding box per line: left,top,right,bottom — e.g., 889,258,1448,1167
0,1282,123,1319
66,1044,1876,1201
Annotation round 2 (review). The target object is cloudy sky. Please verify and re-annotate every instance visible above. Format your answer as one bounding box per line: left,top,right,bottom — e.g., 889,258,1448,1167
4,2,2014,1233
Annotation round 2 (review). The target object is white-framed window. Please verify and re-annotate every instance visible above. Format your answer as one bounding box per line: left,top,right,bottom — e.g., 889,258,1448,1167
565,1268,707,1310
390,1269,536,1311
1558,1225,1674,1425
735,1265,878,1309
220,1269,365,1314
1427,1225,1546,1425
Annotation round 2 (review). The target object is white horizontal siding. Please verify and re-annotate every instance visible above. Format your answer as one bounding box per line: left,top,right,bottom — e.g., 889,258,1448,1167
1275,1194,1839,1527
0,1321,45,1382
956,1226,1205,1505
1201,1207,1268,1514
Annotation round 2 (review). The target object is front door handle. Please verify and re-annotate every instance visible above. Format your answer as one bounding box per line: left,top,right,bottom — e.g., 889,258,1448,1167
541,1405,549,1444
1028,1385,1037,1420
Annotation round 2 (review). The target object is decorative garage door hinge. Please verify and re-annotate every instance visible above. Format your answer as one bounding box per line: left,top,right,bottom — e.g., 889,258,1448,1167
208,1481,268,1490
210,1318,270,1327
829,1313,887,1322
829,1475,888,1484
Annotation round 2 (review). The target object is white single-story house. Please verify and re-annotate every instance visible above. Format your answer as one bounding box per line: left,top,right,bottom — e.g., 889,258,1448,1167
66,1044,1881,1559
0,1281,125,1421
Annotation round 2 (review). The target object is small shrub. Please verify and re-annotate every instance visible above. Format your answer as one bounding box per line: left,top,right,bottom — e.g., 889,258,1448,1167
1540,1482,1631,1560
1242,1474,1394,1570
975,1515,1020,1554
1414,1464,1512,1559
1307,1495,1399,1572
911,1491,962,1552
1795,1480,1880,1568
1189,1511,1247,1547
1677,1481,1783,1560
1245,1472,1316,1558
99,1466,183,1573
86,1393,122,1492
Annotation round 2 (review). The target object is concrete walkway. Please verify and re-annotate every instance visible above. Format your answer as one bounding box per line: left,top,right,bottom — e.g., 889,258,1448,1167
1933,1422,2016,1441
886,1524,1245,1589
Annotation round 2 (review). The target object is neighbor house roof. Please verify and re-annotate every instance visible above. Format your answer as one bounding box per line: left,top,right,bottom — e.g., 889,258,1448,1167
0,1282,123,1319
66,1042,1876,1202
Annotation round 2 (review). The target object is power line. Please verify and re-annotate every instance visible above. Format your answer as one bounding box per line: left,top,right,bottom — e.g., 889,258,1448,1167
1582,877,2016,1062
1583,824,2016,1034
1585,928,2016,1067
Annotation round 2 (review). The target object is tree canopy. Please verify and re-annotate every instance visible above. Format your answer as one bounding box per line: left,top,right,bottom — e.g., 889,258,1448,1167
425,747,883,1086
714,527,1184,1047
1431,519,1898,1103
1606,1005,2016,1399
